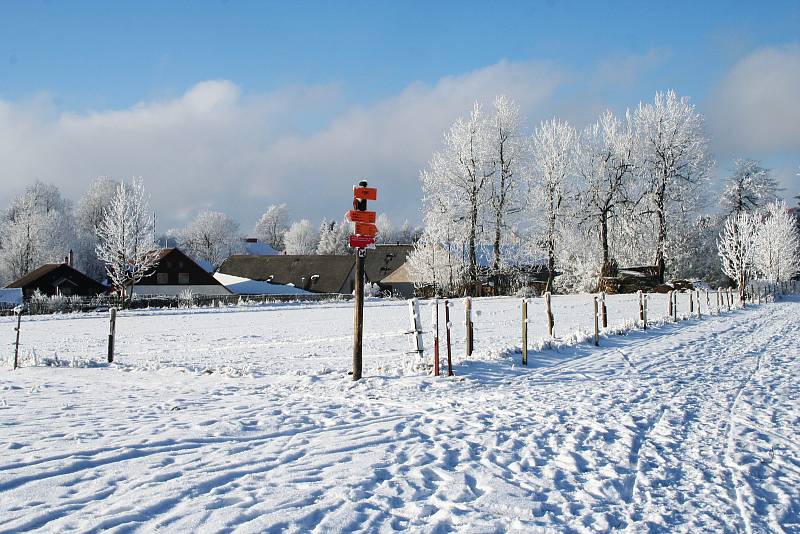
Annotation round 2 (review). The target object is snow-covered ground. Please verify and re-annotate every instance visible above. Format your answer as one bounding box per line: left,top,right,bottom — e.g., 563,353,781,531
0,293,797,532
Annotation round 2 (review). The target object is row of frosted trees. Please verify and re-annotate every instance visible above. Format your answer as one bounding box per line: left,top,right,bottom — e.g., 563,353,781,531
408,90,798,297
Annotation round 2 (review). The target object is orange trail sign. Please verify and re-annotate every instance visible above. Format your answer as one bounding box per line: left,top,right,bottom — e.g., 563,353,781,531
355,222,379,237
346,210,376,224
353,187,377,201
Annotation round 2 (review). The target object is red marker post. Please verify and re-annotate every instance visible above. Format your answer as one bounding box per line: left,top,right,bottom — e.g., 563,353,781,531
349,181,378,380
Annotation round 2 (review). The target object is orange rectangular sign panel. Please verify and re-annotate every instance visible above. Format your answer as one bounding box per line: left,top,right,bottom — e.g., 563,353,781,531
355,222,379,237
349,235,375,248
346,210,376,223
353,187,377,201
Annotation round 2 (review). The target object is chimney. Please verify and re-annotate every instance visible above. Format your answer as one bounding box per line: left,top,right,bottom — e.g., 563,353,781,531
68,249,74,268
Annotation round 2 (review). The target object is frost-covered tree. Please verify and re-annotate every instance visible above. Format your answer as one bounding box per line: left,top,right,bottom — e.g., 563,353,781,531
407,231,466,296
717,211,758,302
96,178,161,303
753,201,800,282
75,176,119,280
530,118,577,292
0,182,76,284
634,90,712,282
254,204,290,251
421,102,493,295
283,219,319,255
574,111,636,290
375,213,396,244
485,95,526,281
317,219,349,255
174,211,244,269
720,159,780,217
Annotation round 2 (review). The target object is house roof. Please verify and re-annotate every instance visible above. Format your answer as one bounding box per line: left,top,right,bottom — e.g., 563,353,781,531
5,264,63,288
217,255,356,293
5,263,107,293
364,244,414,283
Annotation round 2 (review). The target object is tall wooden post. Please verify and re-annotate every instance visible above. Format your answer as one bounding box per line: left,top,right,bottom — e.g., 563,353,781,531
717,287,722,312
444,299,453,376
465,297,473,358
352,249,365,381
727,288,732,310
689,291,694,315
521,299,528,366
638,290,645,327
107,307,117,363
696,290,701,318
13,309,22,370
433,299,440,376
600,292,608,329
674,291,679,321
545,291,554,337
593,296,599,346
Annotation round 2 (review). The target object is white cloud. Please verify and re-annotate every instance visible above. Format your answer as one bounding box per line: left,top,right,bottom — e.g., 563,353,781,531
709,44,800,154
0,61,565,231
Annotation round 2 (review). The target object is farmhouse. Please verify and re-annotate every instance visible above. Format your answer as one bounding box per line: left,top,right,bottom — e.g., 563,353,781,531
5,262,107,300
217,255,356,294
215,245,414,296
132,248,231,297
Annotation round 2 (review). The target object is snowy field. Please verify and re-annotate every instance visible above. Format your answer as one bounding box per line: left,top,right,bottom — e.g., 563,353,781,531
0,293,798,532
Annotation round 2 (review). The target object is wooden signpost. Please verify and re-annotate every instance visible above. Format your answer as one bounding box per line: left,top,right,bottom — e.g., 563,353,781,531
349,181,377,381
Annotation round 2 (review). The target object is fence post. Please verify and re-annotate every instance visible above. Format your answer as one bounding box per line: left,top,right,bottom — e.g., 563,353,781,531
107,307,117,363
444,299,453,376
408,298,424,357
465,297,473,358
689,290,694,315
727,288,732,310
600,292,608,329
638,290,644,328
668,290,673,320
705,290,711,315
13,309,22,370
643,294,648,329
696,290,701,319
432,299,440,376
593,296,599,346
521,299,528,366
545,291,554,337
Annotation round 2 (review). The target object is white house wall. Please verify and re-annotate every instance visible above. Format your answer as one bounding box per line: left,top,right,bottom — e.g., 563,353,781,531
132,285,231,297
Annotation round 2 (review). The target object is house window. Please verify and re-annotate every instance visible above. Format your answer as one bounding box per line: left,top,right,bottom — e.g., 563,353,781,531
157,273,168,284
178,273,190,284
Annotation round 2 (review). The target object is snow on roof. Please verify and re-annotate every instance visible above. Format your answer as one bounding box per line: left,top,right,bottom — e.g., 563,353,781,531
213,273,312,295
244,240,279,256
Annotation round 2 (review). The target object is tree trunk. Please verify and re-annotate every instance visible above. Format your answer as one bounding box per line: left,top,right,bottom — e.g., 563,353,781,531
599,210,611,291
653,179,667,283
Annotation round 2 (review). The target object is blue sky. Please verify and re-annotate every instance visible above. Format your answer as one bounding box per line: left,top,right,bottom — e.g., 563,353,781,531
1,1,798,230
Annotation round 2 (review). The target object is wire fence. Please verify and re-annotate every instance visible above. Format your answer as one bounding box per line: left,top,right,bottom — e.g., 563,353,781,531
3,281,797,374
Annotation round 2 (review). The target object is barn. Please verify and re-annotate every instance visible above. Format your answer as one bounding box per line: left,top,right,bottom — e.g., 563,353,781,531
132,248,231,297
6,263,107,300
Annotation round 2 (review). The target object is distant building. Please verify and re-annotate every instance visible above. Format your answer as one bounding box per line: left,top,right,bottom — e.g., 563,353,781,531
132,248,230,297
217,244,414,296
217,255,356,294
5,263,107,300
364,244,415,297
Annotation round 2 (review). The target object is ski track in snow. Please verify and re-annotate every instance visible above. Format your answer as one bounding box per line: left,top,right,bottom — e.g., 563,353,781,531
0,295,798,532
